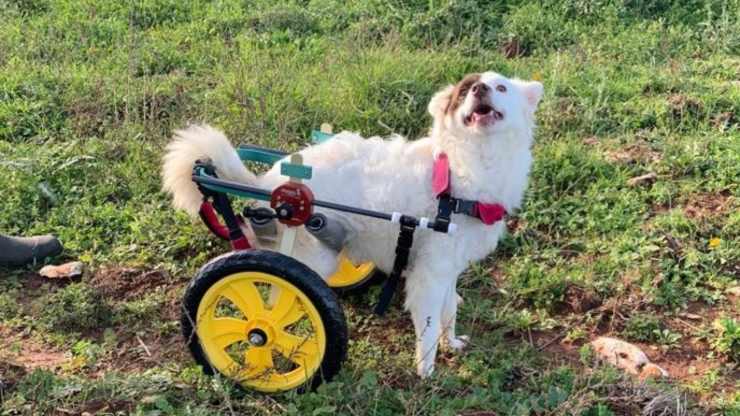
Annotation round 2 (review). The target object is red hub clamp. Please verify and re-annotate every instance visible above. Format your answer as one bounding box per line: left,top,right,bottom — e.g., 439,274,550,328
270,182,314,226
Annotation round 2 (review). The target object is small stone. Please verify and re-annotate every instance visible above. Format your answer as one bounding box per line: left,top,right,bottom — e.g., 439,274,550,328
679,312,702,320
590,336,667,379
591,336,649,376
38,261,84,279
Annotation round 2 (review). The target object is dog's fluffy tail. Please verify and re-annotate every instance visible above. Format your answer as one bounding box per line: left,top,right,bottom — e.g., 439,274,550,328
162,124,257,216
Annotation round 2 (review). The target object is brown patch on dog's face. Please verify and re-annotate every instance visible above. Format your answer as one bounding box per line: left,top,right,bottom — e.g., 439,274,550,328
446,73,481,114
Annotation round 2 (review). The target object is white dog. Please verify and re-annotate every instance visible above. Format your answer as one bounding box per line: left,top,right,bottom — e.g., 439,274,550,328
162,71,543,378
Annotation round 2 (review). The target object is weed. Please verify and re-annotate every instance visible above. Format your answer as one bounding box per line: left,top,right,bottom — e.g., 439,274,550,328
710,317,740,362
0,291,21,320
623,313,662,342
34,283,111,333
652,328,682,349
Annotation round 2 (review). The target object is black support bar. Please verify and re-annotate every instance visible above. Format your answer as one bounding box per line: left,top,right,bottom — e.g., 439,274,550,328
192,173,451,233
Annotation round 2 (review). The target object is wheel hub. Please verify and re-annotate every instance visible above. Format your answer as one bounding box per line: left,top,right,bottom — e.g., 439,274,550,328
248,328,268,346
244,318,275,347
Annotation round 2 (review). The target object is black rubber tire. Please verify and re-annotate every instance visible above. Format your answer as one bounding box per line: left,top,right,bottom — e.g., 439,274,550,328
181,249,348,393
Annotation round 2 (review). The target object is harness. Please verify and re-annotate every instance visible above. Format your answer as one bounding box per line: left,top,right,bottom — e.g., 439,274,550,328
431,152,507,232
374,152,507,315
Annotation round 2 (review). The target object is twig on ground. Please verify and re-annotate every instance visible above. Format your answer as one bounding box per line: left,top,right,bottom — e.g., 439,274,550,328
136,335,152,357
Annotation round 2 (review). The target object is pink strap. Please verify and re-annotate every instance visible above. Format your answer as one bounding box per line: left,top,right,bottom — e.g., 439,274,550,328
476,203,507,225
432,152,450,197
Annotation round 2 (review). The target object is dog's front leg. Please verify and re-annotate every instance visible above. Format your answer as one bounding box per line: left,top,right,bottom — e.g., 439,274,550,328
406,272,447,378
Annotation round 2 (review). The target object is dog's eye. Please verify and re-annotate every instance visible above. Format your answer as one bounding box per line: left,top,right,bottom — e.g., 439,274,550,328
496,85,507,93
457,88,471,102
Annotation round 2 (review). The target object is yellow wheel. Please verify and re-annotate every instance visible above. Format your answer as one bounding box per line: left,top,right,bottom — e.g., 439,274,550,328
326,250,384,294
182,250,347,393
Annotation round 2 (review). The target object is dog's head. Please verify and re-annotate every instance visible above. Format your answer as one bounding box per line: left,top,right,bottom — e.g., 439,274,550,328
428,72,543,142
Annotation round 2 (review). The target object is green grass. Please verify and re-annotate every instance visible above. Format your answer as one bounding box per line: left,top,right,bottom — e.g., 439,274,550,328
1,0,739,414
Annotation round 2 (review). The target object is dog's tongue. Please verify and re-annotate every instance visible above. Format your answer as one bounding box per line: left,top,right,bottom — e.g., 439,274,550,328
472,111,492,123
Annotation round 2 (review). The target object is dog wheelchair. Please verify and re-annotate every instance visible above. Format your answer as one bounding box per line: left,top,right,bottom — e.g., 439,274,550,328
181,129,456,393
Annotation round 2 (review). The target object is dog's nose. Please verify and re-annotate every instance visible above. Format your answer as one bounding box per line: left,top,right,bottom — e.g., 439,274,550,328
471,82,489,98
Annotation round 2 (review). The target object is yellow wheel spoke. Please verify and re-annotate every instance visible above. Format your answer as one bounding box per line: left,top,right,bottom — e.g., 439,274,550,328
202,317,249,349
271,289,305,328
221,280,265,319
243,347,274,377
274,331,319,365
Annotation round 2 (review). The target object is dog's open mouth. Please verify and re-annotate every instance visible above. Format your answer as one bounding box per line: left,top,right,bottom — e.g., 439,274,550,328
465,104,503,126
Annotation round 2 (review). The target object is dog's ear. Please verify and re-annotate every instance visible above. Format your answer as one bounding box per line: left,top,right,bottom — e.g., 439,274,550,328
427,85,455,119
514,80,544,114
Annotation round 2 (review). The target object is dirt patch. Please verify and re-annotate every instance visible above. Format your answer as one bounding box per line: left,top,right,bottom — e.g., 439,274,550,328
647,341,717,381
531,330,581,361
89,267,170,301
583,136,599,146
682,191,733,220
555,284,602,314
15,351,67,370
0,360,26,393
667,94,703,120
91,292,186,375
0,326,68,371
606,142,661,165
51,399,135,416
649,202,672,218
711,111,736,131
97,330,187,375
533,297,738,403
351,309,413,355
21,272,75,292
77,399,134,415
535,324,725,393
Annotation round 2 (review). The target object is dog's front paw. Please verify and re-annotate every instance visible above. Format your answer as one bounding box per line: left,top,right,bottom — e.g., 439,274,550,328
446,335,470,353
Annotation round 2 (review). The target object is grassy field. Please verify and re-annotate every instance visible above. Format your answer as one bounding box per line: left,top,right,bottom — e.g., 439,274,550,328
1,0,739,414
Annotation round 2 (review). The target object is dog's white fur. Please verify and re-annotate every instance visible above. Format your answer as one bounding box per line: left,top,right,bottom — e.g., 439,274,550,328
162,71,543,378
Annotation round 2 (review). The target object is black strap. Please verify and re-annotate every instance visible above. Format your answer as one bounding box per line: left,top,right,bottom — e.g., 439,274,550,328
451,198,478,217
434,194,480,232
374,219,416,315
433,195,453,232
212,193,246,242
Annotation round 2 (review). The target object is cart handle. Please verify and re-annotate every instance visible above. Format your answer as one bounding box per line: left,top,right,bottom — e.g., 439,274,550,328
236,128,331,164
237,145,312,180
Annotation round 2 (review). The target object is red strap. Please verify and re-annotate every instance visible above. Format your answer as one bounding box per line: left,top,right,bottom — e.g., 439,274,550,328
230,236,251,250
199,201,230,240
476,202,507,225
199,201,251,249
432,152,450,197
